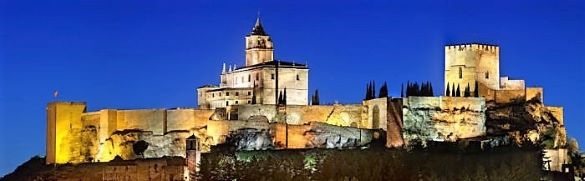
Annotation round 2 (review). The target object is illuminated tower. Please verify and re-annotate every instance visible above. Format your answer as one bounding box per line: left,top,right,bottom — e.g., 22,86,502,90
444,44,500,94
245,17,274,66
185,134,200,180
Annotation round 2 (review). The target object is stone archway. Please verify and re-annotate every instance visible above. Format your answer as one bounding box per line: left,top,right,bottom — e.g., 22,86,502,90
372,105,380,129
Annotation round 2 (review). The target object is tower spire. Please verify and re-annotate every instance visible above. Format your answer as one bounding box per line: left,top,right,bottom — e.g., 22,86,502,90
250,13,267,35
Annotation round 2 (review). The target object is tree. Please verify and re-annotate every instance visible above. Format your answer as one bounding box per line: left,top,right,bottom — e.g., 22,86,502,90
251,82,257,104
133,140,149,158
474,81,479,97
312,89,320,105
283,88,287,105
278,91,284,105
456,84,461,97
401,83,404,97
379,81,388,98
446,82,451,97
464,83,471,97
451,83,456,97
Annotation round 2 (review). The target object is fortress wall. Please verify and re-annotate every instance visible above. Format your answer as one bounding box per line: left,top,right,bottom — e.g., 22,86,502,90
500,77,525,90
81,112,100,128
547,106,564,126
402,97,486,144
526,87,543,102
494,89,525,104
272,123,308,149
387,98,404,147
166,109,213,132
364,98,388,130
46,102,87,164
116,109,166,135
236,104,363,126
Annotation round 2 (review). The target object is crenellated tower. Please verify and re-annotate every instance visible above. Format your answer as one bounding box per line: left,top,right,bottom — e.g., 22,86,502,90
444,43,500,94
245,17,274,66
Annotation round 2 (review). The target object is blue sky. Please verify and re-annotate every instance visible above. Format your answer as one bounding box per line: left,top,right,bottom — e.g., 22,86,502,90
1,0,584,175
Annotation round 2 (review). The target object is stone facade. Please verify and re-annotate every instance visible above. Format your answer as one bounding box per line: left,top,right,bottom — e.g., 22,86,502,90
197,17,309,109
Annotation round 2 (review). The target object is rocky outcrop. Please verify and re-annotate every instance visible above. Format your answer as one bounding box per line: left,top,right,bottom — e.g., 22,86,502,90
225,122,378,150
402,97,486,146
486,99,567,148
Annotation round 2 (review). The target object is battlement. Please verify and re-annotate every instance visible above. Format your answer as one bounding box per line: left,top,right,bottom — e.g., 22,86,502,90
445,43,499,53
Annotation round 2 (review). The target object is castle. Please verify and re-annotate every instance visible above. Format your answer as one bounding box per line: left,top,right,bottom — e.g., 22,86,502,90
45,17,568,180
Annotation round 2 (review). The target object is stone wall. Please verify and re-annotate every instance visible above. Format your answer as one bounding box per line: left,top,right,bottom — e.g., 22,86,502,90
543,149,569,172
402,97,486,145
236,104,363,126
386,98,404,147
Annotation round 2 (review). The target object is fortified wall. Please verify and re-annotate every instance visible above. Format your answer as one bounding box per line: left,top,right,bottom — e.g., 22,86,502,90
46,101,385,164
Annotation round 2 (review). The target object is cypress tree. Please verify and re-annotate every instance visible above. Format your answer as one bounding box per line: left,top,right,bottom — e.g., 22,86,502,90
372,81,376,99
456,84,461,97
474,81,479,97
314,89,320,105
464,83,471,97
428,82,435,97
364,83,370,100
379,81,388,98
278,91,283,104
451,83,456,97
401,83,404,97
446,82,451,97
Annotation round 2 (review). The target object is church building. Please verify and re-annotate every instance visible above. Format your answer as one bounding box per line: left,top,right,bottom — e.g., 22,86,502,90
197,17,309,109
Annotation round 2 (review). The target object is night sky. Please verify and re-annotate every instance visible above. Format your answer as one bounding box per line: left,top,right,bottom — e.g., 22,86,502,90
1,0,584,175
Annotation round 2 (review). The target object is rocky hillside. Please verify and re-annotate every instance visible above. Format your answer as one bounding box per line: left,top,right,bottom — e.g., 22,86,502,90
485,98,567,148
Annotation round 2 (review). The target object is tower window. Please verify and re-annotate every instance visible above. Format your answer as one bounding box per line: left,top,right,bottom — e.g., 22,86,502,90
247,100,251,104
296,74,300,81
248,91,251,96
271,74,275,80
235,101,239,104
212,93,215,98
226,92,230,96
459,67,463,79
226,101,229,106
219,92,221,96
255,73,259,81
236,92,239,96
248,75,251,82
485,72,490,79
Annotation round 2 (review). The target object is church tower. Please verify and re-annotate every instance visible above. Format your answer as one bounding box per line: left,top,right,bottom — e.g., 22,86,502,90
185,134,200,181
245,17,274,66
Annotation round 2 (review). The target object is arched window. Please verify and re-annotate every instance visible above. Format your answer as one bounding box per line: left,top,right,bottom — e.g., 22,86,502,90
248,74,251,82
296,74,300,81
485,71,489,79
459,67,463,79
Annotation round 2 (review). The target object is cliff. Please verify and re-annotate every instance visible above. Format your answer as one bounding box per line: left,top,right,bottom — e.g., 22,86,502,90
485,98,567,148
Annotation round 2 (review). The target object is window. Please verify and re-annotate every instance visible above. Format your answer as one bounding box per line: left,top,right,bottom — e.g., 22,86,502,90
235,101,239,104
247,100,251,104
212,93,215,98
226,92,230,96
235,92,239,96
247,91,251,96
255,73,259,81
459,67,463,79
485,71,489,79
219,92,221,96
248,75,251,82
226,101,229,106
296,74,300,81
271,74,275,80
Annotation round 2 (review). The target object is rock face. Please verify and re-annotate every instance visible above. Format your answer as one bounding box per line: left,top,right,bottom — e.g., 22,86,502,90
226,122,378,150
402,97,486,146
486,99,567,148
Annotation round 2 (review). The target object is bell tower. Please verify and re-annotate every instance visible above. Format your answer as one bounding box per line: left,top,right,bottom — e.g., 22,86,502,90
245,16,274,66
185,134,200,181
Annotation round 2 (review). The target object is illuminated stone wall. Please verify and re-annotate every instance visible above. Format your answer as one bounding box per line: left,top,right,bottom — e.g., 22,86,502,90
46,102,87,164
236,104,363,126
402,97,486,145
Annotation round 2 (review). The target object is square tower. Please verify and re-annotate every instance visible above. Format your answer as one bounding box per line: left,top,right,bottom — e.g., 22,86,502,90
444,44,500,94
